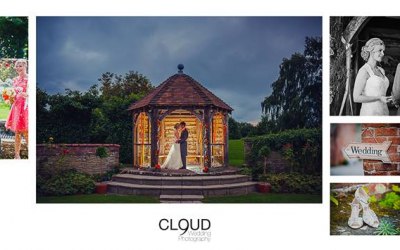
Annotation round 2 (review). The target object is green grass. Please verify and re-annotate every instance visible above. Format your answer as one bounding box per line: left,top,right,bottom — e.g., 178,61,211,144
229,139,244,167
37,194,159,203
203,193,322,203
36,193,321,203
0,102,10,120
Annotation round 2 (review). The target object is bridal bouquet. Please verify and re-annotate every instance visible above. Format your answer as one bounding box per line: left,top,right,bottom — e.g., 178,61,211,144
2,88,16,105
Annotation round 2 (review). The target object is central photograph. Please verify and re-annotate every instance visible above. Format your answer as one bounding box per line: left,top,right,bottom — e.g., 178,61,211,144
36,17,322,203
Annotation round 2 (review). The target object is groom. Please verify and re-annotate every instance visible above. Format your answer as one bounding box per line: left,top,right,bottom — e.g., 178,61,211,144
176,121,188,169
392,63,400,114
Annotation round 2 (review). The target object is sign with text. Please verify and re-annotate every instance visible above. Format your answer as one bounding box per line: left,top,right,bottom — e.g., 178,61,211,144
343,141,392,163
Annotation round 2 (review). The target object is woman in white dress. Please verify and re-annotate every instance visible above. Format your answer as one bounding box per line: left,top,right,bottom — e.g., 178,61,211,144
353,38,392,116
161,123,183,169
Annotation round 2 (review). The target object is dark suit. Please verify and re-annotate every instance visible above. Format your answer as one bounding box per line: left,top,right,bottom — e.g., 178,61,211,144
178,128,188,168
392,64,400,115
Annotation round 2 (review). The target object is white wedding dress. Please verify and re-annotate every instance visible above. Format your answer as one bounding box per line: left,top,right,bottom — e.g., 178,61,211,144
359,64,389,116
161,134,183,169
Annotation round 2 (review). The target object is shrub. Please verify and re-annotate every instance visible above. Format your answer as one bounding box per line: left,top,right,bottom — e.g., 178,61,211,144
38,169,95,196
96,146,109,158
92,165,122,182
259,173,322,194
246,128,321,177
238,165,252,176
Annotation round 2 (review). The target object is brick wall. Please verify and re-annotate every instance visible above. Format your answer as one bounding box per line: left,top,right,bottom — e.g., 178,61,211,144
361,124,400,175
37,144,120,175
244,139,289,172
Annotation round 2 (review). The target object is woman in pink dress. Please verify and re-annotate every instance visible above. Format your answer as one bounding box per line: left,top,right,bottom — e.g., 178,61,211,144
5,59,28,159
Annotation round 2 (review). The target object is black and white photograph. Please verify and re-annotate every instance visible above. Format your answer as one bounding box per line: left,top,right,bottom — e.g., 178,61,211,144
330,17,400,116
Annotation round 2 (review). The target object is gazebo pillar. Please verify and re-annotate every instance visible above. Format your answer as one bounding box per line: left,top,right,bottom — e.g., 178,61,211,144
224,113,229,167
132,112,136,168
150,108,159,167
204,107,212,169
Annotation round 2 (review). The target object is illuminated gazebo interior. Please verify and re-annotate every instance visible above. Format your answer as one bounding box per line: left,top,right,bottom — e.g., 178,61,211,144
129,64,233,170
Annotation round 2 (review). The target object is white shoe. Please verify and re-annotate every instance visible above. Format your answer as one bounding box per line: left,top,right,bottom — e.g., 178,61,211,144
348,198,363,229
355,187,380,228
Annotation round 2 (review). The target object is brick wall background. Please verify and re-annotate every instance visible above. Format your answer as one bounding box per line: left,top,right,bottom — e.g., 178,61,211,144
361,124,400,176
37,144,120,175
244,140,289,172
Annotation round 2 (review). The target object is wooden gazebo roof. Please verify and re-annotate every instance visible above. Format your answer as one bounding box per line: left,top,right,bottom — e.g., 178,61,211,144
128,66,233,112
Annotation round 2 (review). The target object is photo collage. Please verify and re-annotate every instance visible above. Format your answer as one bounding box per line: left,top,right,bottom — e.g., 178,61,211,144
0,1,399,249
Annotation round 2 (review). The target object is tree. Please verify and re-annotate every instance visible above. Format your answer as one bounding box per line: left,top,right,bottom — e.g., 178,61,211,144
261,37,322,131
36,71,154,163
238,121,255,138
228,117,241,139
0,17,28,58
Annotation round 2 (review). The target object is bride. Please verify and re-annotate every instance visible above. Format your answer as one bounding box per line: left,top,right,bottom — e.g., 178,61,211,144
353,38,392,116
161,123,183,169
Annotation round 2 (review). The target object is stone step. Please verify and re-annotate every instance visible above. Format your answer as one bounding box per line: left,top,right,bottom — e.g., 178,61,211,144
160,195,204,201
160,200,202,203
112,174,250,186
107,181,257,196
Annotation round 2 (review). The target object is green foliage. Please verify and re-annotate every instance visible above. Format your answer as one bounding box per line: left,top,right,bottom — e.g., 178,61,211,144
37,194,159,203
203,193,322,203
392,185,400,192
330,195,339,206
258,174,268,182
95,147,108,158
247,128,322,176
38,169,95,196
92,165,122,182
37,71,154,163
228,117,241,139
0,102,10,119
238,165,252,176
374,219,399,235
258,146,271,158
228,117,256,139
0,17,28,58
369,195,378,203
258,173,322,194
0,59,17,82
261,37,322,131
378,192,400,210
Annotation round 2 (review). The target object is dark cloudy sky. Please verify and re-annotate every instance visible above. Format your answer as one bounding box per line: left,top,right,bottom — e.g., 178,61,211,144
37,17,321,123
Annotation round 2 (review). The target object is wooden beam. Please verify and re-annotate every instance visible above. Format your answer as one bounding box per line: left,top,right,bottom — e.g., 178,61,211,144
150,109,159,168
132,112,137,168
204,107,212,169
223,113,229,167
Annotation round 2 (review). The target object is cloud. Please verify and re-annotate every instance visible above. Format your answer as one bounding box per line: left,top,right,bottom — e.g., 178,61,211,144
209,87,264,123
61,39,107,63
37,17,321,123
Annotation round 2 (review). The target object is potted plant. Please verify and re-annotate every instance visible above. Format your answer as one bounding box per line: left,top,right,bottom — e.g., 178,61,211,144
95,182,108,194
258,146,271,175
257,174,271,193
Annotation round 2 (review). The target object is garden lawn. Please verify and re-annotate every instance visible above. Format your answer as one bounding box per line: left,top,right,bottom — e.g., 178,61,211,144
229,139,244,167
37,194,159,203
0,102,10,120
203,193,322,203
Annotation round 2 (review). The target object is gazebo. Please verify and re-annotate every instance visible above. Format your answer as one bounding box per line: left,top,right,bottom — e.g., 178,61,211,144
128,64,233,170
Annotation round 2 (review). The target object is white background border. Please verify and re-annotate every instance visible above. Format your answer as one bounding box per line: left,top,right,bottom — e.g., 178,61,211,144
1,0,399,249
